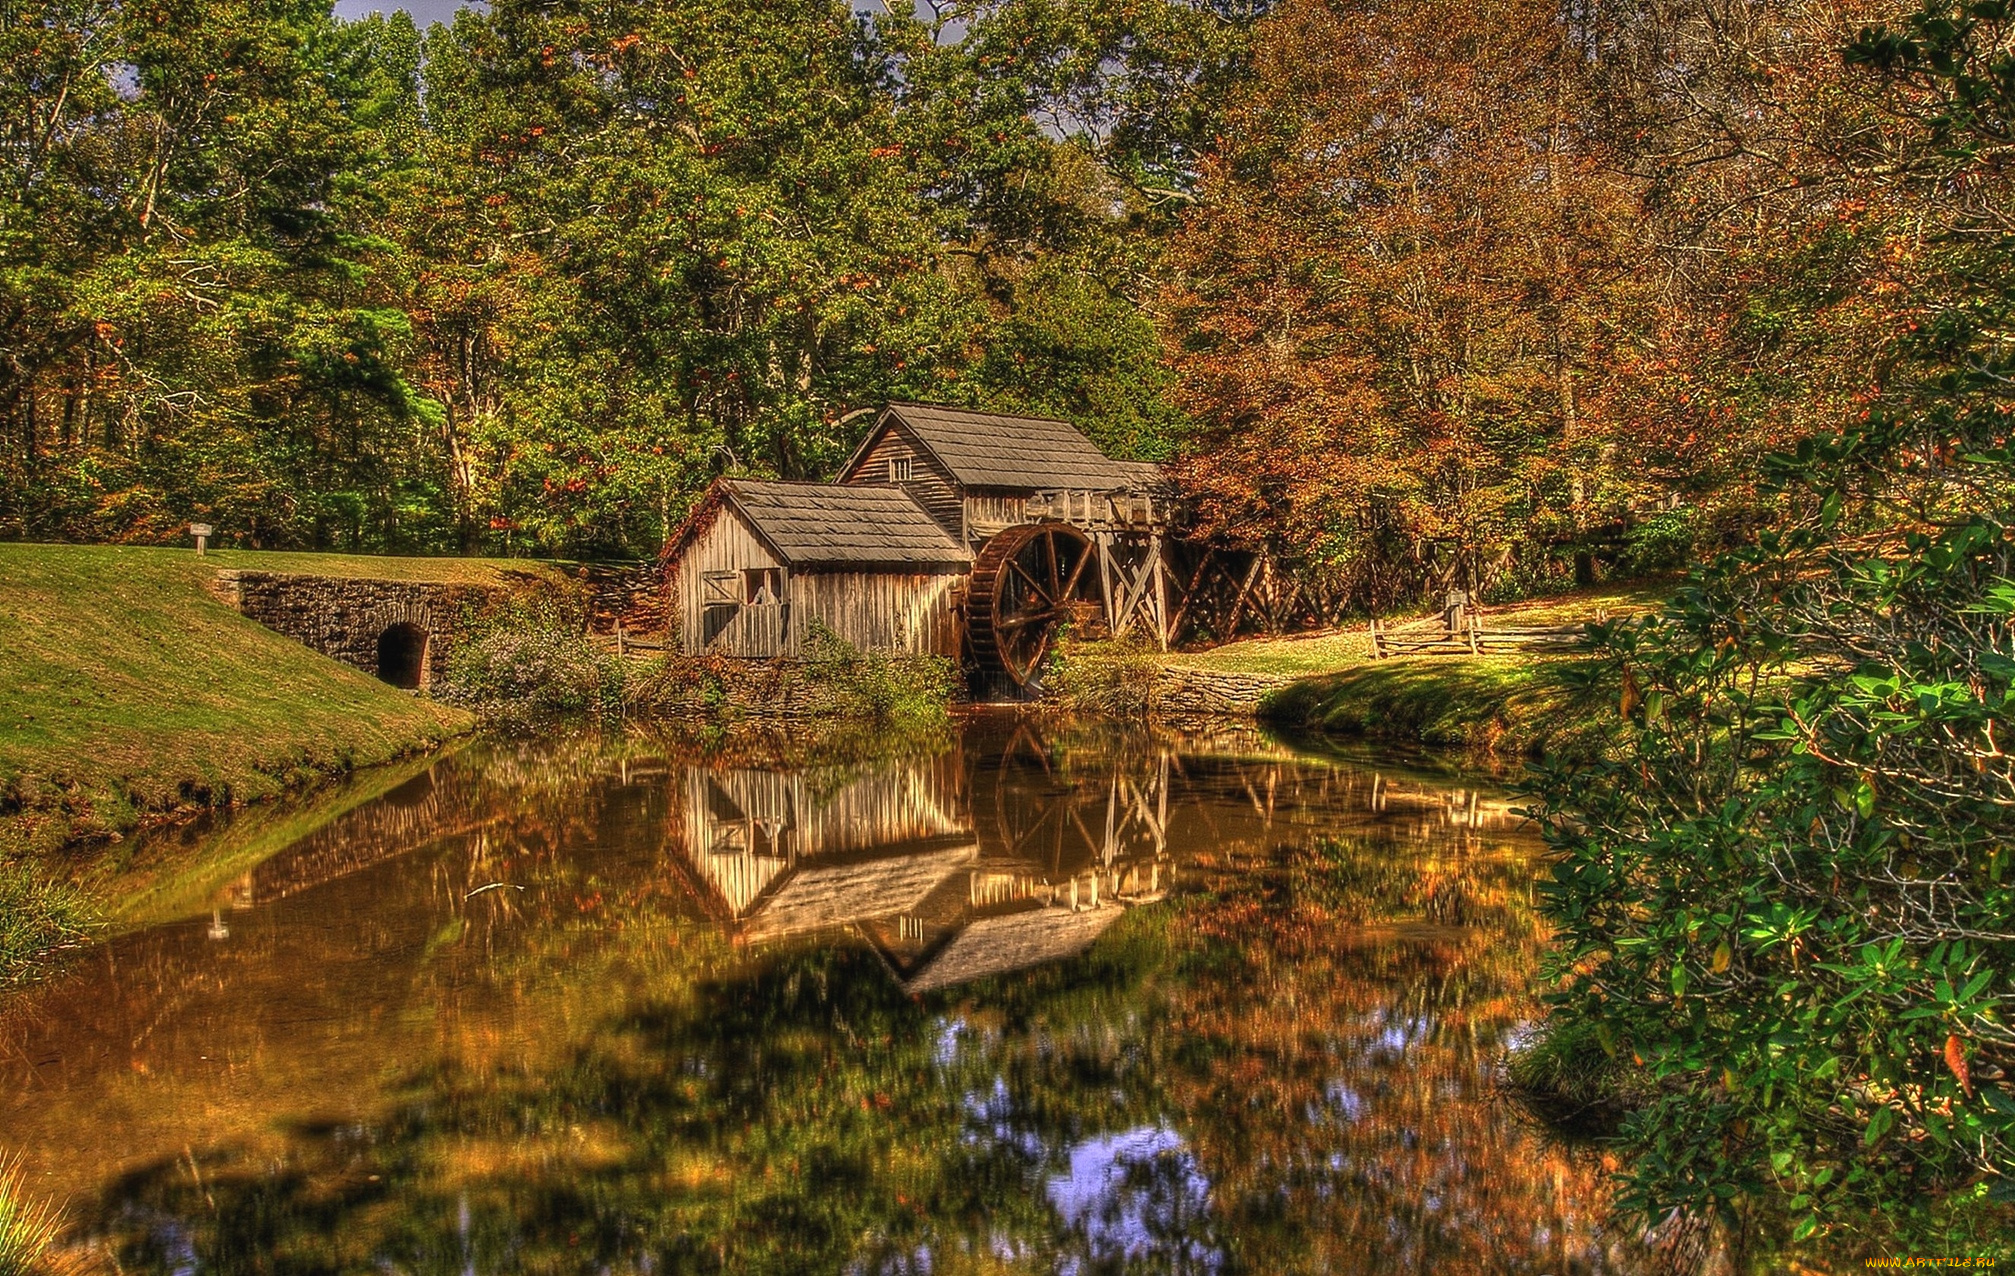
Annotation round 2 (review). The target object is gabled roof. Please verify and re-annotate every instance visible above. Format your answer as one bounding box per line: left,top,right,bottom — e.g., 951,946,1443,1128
850,403,1136,492
667,479,971,572
743,844,978,944
901,904,1125,994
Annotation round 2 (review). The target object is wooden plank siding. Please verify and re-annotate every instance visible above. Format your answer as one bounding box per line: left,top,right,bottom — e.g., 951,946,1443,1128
963,492,1030,541
839,422,964,539
670,505,784,654
791,571,961,658
672,504,961,658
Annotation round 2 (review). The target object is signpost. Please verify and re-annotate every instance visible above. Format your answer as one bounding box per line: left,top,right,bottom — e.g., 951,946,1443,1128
190,523,213,555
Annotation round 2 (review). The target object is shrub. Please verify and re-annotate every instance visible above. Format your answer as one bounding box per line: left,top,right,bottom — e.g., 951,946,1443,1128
1620,508,1697,577
1526,8,2015,1252
801,622,955,727
440,593,631,725
1042,632,1162,718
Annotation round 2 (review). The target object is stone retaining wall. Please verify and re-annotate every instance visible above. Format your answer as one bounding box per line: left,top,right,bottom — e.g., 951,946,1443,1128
1150,666,1297,718
210,570,507,690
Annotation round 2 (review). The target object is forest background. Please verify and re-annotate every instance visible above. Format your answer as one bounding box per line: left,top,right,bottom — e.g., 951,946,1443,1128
0,0,1960,610
7,0,2015,1252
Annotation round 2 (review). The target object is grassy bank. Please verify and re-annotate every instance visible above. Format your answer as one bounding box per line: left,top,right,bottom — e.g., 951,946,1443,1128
0,544,554,859
1250,584,1659,759
1039,584,1655,754
1261,656,1615,760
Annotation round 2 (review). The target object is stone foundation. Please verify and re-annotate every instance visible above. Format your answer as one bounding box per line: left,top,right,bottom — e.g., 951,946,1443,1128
210,570,508,690
1149,666,1297,718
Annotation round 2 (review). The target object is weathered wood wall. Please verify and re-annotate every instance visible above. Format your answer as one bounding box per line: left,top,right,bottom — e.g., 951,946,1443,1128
671,506,783,654
839,423,964,538
790,571,960,657
672,506,962,658
963,492,1030,540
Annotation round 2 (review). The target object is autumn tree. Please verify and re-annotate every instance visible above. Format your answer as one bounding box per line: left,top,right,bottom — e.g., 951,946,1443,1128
1161,0,1651,607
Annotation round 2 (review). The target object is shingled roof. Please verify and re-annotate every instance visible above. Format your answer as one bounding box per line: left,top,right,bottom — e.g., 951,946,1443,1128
901,904,1125,994
870,403,1136,491
713,479,971,571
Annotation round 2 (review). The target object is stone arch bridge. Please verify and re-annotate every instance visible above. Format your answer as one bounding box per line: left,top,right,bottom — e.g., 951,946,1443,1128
209,569,509,691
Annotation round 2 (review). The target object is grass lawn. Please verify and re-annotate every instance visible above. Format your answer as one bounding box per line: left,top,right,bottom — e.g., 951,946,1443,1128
1167,581,1664,681
1156,582,1666,757
1263,656,1614,759
0,544,548,857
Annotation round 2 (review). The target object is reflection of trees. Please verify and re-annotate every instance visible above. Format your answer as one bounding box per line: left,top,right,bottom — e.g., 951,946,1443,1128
5,722,1644,1274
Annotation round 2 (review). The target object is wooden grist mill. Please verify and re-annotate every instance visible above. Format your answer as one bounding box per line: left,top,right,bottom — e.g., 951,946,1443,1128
662,403,1187,697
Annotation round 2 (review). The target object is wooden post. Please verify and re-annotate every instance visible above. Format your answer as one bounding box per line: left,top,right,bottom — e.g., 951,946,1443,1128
1224,556,1263,637
1370,616,1385,660
1149,534,1170,651
616,619,626,658
1094,532,1117,635
1467,616,1480,655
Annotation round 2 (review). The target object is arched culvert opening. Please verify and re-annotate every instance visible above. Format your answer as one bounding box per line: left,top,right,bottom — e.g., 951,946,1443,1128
376,623,429,690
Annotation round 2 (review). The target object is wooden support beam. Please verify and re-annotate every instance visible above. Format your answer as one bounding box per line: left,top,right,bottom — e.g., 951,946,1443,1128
1224,556,1263,637
1094,532,1117,635
1149,534,1170,651
1163,548,1215,643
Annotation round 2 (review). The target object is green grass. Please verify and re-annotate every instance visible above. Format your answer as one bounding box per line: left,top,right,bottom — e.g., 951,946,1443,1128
201,547,568,585
0,863,92,986
0,543,499,857
0,1157,62,1276
1504,1017,1656,1135
1214,584,1659,757
1263,656,1615,759
1167,582,1662,681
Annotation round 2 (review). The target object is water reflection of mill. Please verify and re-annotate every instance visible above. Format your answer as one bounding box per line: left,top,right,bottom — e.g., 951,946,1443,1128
674,729,1176,994
668,726,1522,994
182,725,1524,999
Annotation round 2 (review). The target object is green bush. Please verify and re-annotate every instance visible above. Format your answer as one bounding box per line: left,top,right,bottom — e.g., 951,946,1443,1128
1042,632,1162,718
440,593,631,725
801,622,955,727
1621,508,1697,576
1525,7,2015,1253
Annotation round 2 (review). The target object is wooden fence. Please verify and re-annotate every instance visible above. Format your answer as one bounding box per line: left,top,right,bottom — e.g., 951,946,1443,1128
1369,615,1588,660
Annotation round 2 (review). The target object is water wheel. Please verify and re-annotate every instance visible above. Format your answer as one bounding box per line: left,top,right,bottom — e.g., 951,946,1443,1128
968,522,1095,689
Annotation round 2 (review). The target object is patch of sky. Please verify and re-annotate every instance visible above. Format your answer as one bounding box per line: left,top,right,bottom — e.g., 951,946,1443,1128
1044,1124,1223,1273
962,1076,1045,1160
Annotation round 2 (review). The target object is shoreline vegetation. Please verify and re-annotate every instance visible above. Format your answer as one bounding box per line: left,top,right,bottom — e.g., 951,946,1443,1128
1042,583,1660,761
0,543,962,987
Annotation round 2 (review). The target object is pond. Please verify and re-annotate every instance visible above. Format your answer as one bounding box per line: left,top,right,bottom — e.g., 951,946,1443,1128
1,714,1642,1274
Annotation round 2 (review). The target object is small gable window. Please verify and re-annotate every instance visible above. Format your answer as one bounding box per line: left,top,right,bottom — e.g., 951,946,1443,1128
888,456,914,483
744,567,783,604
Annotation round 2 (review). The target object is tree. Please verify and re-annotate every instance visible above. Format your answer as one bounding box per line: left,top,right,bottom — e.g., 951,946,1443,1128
1529,1,2015,1250
1160,0,1649,609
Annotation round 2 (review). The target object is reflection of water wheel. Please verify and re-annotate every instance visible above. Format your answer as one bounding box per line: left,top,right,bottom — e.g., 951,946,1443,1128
968,522,1095,689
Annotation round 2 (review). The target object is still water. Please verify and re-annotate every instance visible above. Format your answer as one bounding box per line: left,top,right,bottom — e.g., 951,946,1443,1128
3,716,1633,1273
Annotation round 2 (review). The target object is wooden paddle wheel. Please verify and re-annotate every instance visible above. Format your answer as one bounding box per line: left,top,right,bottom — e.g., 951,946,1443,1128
967,522,1096,690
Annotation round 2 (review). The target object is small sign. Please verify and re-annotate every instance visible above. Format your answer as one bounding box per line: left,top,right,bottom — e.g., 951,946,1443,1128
190,523,213,555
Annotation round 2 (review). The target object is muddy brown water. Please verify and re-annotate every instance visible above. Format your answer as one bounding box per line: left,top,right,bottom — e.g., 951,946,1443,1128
2,715,1645,1273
